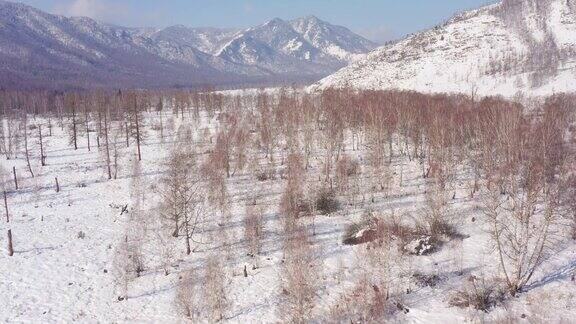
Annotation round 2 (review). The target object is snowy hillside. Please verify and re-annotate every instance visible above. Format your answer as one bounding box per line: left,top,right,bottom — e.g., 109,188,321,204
0,1,375,89
141,26,241,55
291,15,375,62
315,0,576,97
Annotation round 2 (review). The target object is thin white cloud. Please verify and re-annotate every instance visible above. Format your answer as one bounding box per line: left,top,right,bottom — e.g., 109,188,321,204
53,0,128,23
244,3,254,14
355,25,396,44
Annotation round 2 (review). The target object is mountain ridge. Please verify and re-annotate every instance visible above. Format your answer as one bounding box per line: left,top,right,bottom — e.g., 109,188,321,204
0,1,376,89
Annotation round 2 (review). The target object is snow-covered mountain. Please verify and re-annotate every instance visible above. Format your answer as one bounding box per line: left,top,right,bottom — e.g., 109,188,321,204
315,0,576,98
139,26,240,55
214,16,375,75
0,1,375,89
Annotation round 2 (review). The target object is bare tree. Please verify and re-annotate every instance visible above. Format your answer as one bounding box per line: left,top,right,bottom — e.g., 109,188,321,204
482,103,570,296
126,92,146,161
112,237,130,301
204,254,229,321
65,93,79,150
127,157,146,277
256,91,277,164
102,102,112,180
279,153,307,234
22,114,34,177
158,130,206,255
244,203,265,257
85,105,93,152
279,225,321,324
175,267,200,319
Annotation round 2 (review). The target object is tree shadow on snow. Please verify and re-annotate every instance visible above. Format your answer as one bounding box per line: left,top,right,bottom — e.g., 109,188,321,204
523,260,576,292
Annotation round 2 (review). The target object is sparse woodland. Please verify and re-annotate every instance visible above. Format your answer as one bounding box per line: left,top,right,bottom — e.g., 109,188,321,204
0,88,575,322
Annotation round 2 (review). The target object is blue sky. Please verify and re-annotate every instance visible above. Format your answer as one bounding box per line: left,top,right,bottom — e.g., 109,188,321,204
15,0,495,43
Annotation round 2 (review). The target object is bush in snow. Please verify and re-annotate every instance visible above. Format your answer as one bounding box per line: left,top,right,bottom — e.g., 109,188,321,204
315,189,340,215
343,213,414,246
412,272,442,288
325,276,398,322
448,276,505,312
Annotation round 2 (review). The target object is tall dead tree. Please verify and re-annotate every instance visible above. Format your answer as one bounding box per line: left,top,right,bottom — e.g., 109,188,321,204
85,105,91,152
66,94,78,150
7,229,13,256
5,191,12,256
132,96,142,161
104,106,112,180
23,115,34,178
38,124,45,166
125,93,144,161
12,166,17,190
3,191,8,223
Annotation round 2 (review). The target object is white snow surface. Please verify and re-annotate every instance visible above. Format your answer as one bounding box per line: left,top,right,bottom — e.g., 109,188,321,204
1,106,575,323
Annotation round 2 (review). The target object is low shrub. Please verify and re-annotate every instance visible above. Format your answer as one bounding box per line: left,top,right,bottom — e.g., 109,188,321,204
412,272,442,287
255,168,275,182
343,214,415,246
448,276,505,312
325,277,400,322
315,189,341,215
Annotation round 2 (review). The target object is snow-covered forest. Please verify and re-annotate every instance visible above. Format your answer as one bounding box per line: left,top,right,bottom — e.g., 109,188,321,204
1,89,575,323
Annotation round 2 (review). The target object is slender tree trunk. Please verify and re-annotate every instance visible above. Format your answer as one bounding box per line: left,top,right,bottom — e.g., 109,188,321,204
72,107,78,150
388,133,393,163
172,216,179,238
39,125,45,166
125,120,130,148
23,123,34,178
7,229,13,256
12,166,17,190
104,110,112,180
85,111,91,152
159,111,164,142
185,219,191,255
135,112,142,161
97,111,102,148
3,191,8,223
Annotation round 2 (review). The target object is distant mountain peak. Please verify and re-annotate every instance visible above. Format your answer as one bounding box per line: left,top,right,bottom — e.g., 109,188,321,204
297,15,322,22
266,17,285,24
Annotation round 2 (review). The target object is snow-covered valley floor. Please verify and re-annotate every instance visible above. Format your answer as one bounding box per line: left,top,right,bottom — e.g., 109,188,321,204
1,101,575,323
